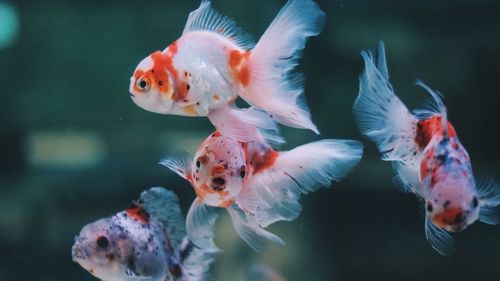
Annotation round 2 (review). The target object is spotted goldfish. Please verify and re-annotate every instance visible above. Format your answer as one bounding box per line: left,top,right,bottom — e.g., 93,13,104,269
72,187,217,281
161,131,363,251
129,0,325,142
353,42,500,256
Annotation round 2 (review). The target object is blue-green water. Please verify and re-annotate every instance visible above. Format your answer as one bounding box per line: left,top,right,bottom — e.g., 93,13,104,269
1,0,499,280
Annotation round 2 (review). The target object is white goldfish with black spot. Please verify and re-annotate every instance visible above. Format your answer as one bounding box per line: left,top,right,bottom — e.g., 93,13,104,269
72,187,217,281
353,42,500,256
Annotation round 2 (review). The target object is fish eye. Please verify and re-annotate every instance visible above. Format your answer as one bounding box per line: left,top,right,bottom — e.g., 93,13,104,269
96,236,109,249
472,197,479,208
426,203,433,212
136,77,150,91
240,166,246,179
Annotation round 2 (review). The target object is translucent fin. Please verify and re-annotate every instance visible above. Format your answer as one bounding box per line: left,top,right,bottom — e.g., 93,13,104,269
245,264,286,281
227,204,285,251
425,215,456,257
414,80,449,136
392,161,422,196
186,199,219,250
353,41,420,169
240,0,325,133
208,106,283,144
171,237,218,281
183,0,255,50
241,139,363,227
138,187,186,248
159,152,192,180
477,178,500,225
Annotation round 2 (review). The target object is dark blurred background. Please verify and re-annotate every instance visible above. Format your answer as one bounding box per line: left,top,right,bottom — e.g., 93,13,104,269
1,0,500,280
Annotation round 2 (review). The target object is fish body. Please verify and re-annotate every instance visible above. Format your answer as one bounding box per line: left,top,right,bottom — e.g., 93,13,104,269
72,187,216,281
162,131,363,251
353,42,500,256
130,0,325,142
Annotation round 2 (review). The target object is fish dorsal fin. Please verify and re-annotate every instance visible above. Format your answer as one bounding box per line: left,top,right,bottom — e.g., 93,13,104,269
183,0,255,50
138,187,186,248
414,80,449,135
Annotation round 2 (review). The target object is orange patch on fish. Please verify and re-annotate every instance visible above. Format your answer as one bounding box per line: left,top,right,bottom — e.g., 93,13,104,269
432,206,464,229
183,104,198,116
126,204,150,223
415,116,457,150
228,49,251,86
251,148,279,174
211,165,225,174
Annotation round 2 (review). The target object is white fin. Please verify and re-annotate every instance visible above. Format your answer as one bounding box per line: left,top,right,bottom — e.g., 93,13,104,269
172,237,218,281
353,41,420,169
183,0,255,50
477,178,500,225
392,161,422,196
240,0,324,133
159,153,192,180
138,187,186,248
425,215,456,257
245,264,286,281
227,204,285,251
186,199,219,250
240,139,363,227
208,106,284,144
414,80,449,136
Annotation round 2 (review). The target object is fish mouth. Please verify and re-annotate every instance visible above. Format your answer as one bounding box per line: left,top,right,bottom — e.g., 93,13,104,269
129,93,135,98
72,243,87,262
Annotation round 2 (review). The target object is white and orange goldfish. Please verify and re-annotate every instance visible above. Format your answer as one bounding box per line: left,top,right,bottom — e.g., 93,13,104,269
129,0,325,142
72,187,217,281
353,42,500,256
161,131,363,251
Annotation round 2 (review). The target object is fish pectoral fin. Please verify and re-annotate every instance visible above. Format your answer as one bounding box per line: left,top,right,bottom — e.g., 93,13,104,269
125,268,152,281
186,199,219,250
425,215,456,257
208,106,283,145
159,152,192,181
227,204,284,252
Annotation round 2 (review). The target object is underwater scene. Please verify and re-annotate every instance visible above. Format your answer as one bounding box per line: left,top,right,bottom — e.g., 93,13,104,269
1,0,500,280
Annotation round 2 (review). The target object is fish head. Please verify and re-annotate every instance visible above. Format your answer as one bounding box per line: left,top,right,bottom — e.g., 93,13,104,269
129,51,175,114
191,132,248,206
72,218,134,281
426,177,479,232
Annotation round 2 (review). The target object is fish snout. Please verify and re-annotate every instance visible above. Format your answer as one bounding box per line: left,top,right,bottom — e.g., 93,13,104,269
72,243,87,261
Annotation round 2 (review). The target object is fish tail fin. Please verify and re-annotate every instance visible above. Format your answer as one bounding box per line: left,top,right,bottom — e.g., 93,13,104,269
138,187,186,248
237,139,363,227
353,41,420,168
227,204,285,251
240,0,325,133
171,236,218,281
477,178,500,225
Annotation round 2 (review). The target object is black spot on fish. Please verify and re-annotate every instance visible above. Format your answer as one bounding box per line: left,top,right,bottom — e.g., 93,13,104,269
443,200,451,209
240,166,246,179
158,80,163,86
436,154,447,165
472,197,479,208
427,203,433,212
196,160,200,168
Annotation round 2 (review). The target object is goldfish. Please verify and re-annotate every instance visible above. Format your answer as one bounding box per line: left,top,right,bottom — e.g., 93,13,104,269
72,187,217,281
353,42,500,256
129,0,325,142
161,130,363,251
